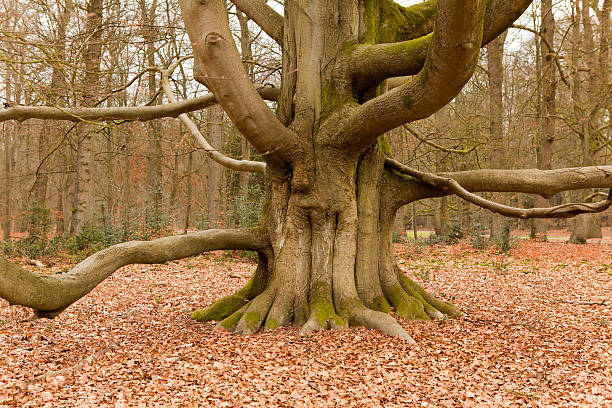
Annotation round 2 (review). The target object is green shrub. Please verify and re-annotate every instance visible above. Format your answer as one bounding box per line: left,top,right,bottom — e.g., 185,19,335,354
25,206,52,238
0,236,66,260
67,224,125,256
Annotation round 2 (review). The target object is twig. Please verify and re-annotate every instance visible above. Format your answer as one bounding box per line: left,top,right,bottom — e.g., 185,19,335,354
312,356,333,368
26,259,46,268
403,124,482,154
16,341,120,392
535,295,607,306
308,381,321,393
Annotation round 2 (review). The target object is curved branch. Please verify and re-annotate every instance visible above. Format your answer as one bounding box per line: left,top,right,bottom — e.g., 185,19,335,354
0,87,280,123
350,0,532,91
343,0,486,151
160,61,266,173
0,229,267,316
386,159,612,219
230,0,283,44
179,0,300,169
385,158,612,214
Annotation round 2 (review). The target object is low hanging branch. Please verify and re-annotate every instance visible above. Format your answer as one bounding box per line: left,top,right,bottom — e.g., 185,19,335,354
0,87,280,123
160,59,266,173
385,158,612,219
0,229,266,317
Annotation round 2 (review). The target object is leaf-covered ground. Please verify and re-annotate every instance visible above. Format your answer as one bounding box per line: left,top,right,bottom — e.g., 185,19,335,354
1,239,610,407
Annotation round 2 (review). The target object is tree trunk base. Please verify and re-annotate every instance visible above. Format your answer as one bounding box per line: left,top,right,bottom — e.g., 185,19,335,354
191,261,462,344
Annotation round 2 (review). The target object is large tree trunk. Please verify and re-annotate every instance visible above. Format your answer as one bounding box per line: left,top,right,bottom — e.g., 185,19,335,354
185,0,482,340
192,142,462,341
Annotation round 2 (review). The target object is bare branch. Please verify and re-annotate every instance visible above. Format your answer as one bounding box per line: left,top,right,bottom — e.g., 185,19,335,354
349,0,532,91
0,87,280,123
160,60,266,173
179,0,300,169
403,124,482,155
230,0,283,44
0,229,267,316
511,24,571,88
342,0,486,151
385,158,612,218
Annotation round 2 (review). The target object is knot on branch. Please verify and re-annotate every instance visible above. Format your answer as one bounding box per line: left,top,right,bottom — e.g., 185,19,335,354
205,32,223,45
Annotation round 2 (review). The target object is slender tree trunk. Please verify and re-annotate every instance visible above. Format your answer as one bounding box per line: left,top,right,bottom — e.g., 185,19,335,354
71,0,104,235
534,0,556,241
184,147,193,234
570,0,606,242
55,181,65,236
206,105,225,228
121,131,133,233
32,121,49,207
433,111,449,237
2,124,11,240
486,30,507,241
141,0,164,227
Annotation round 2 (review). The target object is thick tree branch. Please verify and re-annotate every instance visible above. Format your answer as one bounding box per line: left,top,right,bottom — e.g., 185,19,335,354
230,0,283,44
384,158,612,212
179,0,300,170
160,60,266,173
0,229,267,316
350,0,532,91
343,0,486,151
0,87,280,123
386,158,612,219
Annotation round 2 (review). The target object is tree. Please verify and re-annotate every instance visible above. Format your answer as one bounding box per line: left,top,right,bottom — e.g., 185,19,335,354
1,0,612,343
486,29,508,241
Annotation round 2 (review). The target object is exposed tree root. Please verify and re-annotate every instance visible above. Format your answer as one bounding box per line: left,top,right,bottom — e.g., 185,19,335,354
301,283,346,334
395,267,464,318
191,254,270,322
348,300,416,344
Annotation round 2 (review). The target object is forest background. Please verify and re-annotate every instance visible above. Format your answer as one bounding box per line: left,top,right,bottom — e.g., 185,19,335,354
0,0,609,259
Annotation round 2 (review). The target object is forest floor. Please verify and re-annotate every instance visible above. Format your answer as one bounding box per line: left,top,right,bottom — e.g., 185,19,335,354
1,239,610,407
